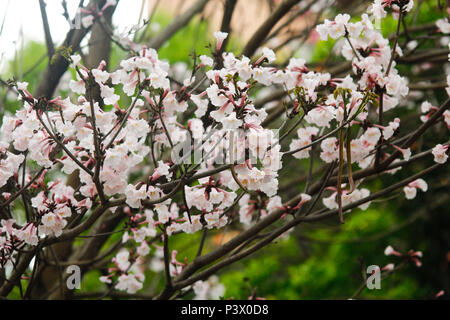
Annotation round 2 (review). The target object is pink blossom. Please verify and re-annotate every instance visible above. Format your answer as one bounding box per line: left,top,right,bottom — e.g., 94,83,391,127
213,31,228,51
403,179,428,200
384,245,402,256
431,144,448,164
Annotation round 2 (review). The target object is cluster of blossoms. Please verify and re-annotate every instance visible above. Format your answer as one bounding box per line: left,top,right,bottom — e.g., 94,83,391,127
239,194,281,225
0,142,24,187
0,171,92,249
289,127,319,159
323,186,371,211
0,0,449,297
79,0,118,29
308,0,448,199
369,0,415,20
192,275,225,300
101,248,145,294
318,118,402,170
0,30,280,290
420,101,450,128
384,245,423,268
289,4,420,176
366,244,423,282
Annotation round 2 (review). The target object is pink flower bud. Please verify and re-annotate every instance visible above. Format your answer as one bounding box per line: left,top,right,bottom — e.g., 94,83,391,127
384,245,402,256
382,263,395,271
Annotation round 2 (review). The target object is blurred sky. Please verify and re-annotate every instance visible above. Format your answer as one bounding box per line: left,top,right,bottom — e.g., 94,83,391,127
0,0,146,70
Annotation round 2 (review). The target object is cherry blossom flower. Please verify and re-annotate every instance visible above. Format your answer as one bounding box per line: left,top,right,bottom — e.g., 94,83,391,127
199,55,214,67
125,184,148,208
369,0,387,20
150,161,172,181
320,137,339,163
316,14,350,40
392,145,411,161
384,245,402,256
407,249,423,267
38,213,68,237
403,178,428,200
304,106,335,127
213,31,228,51
15,224,38,246
382,263,395,271
431,144,448,164
443,110,450,128
436,18,450,34
222,112,243,130
289,127,319,159
114,250,131,271
323,187,371,211
0,152,25,188
193,276,225,300
115,274,143,294
261,47,276,63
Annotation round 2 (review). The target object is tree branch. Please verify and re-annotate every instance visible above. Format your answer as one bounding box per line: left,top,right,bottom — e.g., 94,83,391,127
242,0,302,58
147,0,210,50
38,0,55,60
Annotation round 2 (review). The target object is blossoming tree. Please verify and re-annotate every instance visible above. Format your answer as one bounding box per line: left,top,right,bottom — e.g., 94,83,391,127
0,0,449,299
